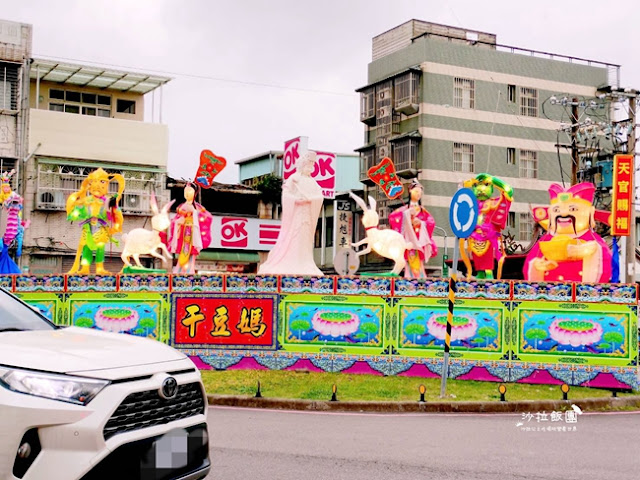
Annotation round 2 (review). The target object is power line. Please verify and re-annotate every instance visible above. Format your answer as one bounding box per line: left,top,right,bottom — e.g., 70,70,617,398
33,53,356,97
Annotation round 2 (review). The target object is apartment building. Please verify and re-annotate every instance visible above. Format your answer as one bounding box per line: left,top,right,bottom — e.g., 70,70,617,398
24,58,171,273
356,20,619,273
0,19,30,221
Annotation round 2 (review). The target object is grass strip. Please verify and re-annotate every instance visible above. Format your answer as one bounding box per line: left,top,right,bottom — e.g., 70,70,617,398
201,369,635,403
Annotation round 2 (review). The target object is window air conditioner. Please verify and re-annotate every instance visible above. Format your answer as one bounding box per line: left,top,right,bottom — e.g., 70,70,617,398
123,193,144,212
39,190,64,209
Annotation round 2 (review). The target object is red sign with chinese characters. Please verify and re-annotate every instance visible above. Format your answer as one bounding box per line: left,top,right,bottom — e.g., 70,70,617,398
172,294,276,348
612,154,633,236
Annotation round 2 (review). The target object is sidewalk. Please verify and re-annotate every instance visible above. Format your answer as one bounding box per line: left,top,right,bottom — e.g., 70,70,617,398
208,394,640,413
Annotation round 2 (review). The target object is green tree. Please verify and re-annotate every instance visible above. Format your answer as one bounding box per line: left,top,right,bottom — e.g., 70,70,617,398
75,317,94,328
477,326,498,348
255,174,283,205
139,318,156,337
405,323,426,344
525,328,547,350
290,319,311,338
360,322,379,343
603,331,623,353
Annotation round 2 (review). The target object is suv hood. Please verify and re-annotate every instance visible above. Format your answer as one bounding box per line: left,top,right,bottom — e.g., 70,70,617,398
0,327,185,374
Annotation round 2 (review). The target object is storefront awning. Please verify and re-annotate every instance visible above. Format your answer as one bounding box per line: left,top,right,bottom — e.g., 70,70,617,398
198,251,260,263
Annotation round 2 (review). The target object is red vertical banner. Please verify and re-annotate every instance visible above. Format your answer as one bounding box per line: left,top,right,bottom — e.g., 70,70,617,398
612,154,633,236
171,294,277,349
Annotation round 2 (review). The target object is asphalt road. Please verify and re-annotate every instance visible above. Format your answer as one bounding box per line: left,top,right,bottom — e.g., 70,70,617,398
204,406,639,480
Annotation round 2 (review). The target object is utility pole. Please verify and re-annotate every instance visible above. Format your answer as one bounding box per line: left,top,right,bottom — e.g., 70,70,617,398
625,94,637,283
570,98,579,185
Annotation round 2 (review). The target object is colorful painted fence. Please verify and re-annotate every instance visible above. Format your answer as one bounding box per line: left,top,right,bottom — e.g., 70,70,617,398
4,274,638,390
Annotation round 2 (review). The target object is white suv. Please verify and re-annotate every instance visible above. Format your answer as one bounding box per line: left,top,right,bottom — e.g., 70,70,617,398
0,288,210,480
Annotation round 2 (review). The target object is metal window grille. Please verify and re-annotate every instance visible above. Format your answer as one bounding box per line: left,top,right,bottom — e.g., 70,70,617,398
360,87,375,121
519,212,534,241
36,163,168,215
359,149,376,179
391,138,418,172
453,142,474,172
519,150,538,178
519,87,538,117
0,62,19,110
453,78,475,109
394,72,419,109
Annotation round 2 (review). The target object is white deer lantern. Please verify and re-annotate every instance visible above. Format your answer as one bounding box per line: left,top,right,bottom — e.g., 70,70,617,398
349,191,409,275
120,193,175,270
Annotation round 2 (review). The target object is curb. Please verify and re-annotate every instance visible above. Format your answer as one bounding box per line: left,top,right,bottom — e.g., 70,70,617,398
208,394,640,414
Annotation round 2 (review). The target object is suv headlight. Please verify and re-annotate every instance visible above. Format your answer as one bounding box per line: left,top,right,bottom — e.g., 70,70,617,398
0,367,109,405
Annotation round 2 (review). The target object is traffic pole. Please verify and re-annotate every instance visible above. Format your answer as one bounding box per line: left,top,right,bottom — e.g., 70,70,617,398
441,187,478,398
440,237,459,398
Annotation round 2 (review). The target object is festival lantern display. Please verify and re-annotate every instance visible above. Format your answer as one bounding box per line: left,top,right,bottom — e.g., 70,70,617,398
0,191,29,274
367,157,404,200
0,169,15,204
349,191,409,275
524,182,612,283
259,151,324,276
388,179,437,279
194,149,227,189
66,168,125,275
167,183,213,274
120,193,175,271
459,173,513,280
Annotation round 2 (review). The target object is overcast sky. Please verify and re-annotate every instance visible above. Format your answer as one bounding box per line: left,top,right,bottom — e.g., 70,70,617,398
4,0,638,184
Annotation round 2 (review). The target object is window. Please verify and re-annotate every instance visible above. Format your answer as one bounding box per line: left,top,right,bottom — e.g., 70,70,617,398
394,71,420,111
65,91,81,103
359,148,376,178
313,218,334,248
507,147,516,165
519,213,534,241
520,150,538,178
453,143,474,173
507,84,516,103
326,217,334,248
507,212,516,229
35,163,168,215
117,99,136,114
82,93,97,104
391,138,419,172
520,87,538,117
48,88,112,117
453,77,475,109
360,87,375,121
0,62,19,110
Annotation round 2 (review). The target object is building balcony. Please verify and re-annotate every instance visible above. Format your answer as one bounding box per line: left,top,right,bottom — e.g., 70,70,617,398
28,108,168,168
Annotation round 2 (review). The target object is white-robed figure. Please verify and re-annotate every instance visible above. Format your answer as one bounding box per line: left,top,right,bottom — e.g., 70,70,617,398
258,151,324,276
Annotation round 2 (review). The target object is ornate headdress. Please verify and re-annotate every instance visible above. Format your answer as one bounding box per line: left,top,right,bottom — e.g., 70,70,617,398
549,182,595,205
1,169,15,184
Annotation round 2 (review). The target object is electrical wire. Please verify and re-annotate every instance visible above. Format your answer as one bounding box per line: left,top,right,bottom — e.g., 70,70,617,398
33,53,355,98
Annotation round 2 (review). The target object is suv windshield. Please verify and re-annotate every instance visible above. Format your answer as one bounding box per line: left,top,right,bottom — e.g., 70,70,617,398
0,288,57,332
